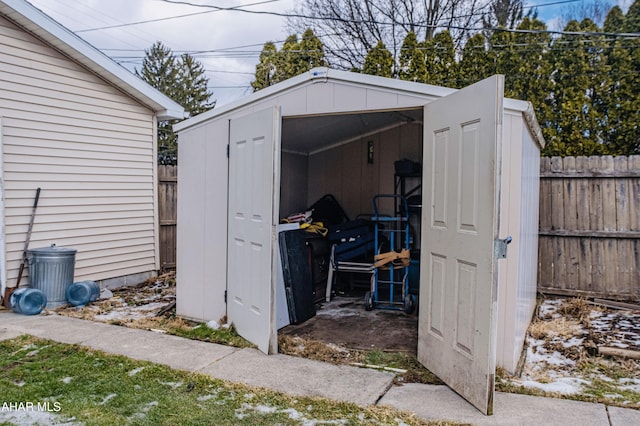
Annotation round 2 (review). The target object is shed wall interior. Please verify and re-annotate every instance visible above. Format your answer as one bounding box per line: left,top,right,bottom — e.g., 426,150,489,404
280,109,423,219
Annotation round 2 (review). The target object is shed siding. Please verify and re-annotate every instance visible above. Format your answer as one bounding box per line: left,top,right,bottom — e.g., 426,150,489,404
496,111,540,373
176,119,229,321
0,16,158,285
176,73,541,377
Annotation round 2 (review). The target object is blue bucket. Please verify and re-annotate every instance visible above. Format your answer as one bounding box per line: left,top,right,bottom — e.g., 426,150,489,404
66,281,100,307
10,288,48,315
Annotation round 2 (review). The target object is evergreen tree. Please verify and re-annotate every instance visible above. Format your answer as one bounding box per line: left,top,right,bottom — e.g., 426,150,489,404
280,35,301,79
603,5,625,32
252,29,326,90
623,0,640,31
178,53,215,117
252,42,279,91
398,31,427,83
458,33,490,87
545,20,604,156
604,3,640,154
487,28,518,87
136,42,214,161
137,42,179,99
362,40,393,77
424,31,457,87
298,28,326,72
509,17,554,134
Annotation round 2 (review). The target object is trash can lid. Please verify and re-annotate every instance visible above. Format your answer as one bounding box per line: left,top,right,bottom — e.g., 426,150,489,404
27,244,77,255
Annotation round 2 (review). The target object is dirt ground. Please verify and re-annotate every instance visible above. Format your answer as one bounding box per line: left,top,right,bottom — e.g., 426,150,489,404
280,295,418,353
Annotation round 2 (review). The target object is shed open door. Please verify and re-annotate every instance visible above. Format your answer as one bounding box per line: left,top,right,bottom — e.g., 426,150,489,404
418,75,504,415
227,107,281,354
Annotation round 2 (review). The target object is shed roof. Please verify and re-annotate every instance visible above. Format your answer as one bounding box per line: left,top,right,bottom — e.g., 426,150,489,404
174,67,544,149
0,0,184,120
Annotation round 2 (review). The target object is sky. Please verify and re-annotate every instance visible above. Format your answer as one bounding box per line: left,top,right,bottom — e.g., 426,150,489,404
27,0,296,107
25,0,632,107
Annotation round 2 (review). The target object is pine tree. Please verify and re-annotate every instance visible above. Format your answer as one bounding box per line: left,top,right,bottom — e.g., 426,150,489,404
136,42,214,161
604,3,640,154
458,33,490,87
424,31,457,87
544,20,604,156
398,31,427,83
509,17,554,135
362,40,394,77
603,6,625,32
624,0,640,32
487,29,518,90
280,35,301,80
178,53,215,117
252,30,327,90
252,42,279,91
298,29,326,72
137,42,179,99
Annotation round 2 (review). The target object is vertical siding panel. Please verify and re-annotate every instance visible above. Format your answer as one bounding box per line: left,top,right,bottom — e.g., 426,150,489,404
342,140,362,217
307,150,327,206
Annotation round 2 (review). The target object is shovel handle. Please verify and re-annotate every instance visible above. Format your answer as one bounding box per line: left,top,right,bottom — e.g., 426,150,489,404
14,188,41,289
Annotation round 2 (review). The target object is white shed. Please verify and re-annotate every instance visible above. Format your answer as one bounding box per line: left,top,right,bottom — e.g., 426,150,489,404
0,0,184,293
175,68,543,415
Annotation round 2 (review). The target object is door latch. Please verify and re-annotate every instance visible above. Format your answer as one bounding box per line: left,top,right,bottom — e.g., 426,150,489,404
494,236,512,259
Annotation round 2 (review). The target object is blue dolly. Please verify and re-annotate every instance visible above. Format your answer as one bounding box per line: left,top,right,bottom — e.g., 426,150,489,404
365,194,415,313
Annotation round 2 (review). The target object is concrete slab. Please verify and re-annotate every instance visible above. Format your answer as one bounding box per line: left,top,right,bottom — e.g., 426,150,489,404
0,313,120,344
609,406,640,425
83,328,238,371
379,383,610,425
0,327,23,342
200,348,394,406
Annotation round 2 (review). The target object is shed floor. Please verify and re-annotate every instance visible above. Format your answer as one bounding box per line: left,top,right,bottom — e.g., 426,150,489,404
279,294,418,353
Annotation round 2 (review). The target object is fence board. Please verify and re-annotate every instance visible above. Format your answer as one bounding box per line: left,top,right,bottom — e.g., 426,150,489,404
158,165,177,270
538,155,640,300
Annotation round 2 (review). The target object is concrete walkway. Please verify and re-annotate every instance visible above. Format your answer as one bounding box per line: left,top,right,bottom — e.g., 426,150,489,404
1,312,639,425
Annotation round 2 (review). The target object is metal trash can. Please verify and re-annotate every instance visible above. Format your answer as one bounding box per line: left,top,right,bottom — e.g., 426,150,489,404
28,244,77,309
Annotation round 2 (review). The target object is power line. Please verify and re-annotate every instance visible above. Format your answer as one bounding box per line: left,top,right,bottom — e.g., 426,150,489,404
76,0,281,32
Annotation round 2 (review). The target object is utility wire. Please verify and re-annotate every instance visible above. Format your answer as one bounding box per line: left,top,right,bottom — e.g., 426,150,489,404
75,0,635,38
76,0,280,32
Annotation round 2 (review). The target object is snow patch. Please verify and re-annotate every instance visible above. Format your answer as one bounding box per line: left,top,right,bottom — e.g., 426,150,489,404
234,403,348,425
128,367,145,377
99,393,118,405
160,381,183,389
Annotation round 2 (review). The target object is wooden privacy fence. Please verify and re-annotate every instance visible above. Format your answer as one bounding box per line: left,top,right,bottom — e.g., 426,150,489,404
538,155,640,300
158,165,177,270
158,158,640,299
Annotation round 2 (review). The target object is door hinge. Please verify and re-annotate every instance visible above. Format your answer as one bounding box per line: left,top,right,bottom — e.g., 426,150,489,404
224,290,227,303
494,236,512,259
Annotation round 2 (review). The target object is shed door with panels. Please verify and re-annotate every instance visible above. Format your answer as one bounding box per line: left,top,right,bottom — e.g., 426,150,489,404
227,107,280,354
419,75,504,415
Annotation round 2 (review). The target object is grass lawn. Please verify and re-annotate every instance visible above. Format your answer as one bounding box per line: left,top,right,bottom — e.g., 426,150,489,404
0,335,454,426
